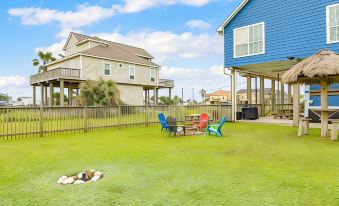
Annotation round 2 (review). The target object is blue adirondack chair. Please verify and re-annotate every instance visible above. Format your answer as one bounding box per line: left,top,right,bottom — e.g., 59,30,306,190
205,116,227,137
158,113,168,131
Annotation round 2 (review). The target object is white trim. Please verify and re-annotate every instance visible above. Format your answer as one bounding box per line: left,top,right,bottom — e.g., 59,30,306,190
326,3,339,44
150,68,156,83
129,65,136,81
216,0,250,35
233,22,265,58
76,39,109,47
63,33,74,50
103,62,111,76
45,53,160,68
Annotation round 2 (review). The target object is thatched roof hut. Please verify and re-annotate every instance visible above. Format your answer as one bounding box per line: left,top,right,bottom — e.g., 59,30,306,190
282,49,339,84
282,49,339,139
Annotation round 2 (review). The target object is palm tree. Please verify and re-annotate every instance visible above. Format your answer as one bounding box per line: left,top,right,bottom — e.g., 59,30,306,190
79,77,122,106
199,89,206,105
32,51,56,73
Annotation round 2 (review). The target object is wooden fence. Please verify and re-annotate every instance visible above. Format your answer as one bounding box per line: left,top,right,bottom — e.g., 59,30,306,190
0,105,232,140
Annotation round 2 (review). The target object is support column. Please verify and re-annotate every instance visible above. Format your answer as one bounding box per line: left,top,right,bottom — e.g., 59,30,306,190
68,83,72,106
247,75,252,105
293,83,300,127
260,76,265,117
60,80,64,106
281,82,285,105
40,85,44,106
169,88,172,99
320,80,328,138
44,86,48,106
154,87,158,105
49,82,53,106
288,84,292,104
33,85,36,106
144,90,147,105
231,68,237,122
147,90,150,106
271,80,276,114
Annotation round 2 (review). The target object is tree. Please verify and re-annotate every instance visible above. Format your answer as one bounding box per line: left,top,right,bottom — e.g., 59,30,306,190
199,89,207,105
79,78,122,106
0,94,9,101
32,51,56,73
53,92,68,105
157,95,182,105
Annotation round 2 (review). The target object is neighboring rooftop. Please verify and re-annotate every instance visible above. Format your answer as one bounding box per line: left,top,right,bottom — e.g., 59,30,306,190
237,88,287,95
70,32,154,59
206,90,231,97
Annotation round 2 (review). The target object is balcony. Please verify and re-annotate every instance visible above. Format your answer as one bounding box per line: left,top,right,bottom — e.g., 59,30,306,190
30,68,81,85
159,79,174,88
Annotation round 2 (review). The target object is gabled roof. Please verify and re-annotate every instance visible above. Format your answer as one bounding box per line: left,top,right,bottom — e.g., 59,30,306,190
216,0,249,35
65,32,154,59
81,44,159,67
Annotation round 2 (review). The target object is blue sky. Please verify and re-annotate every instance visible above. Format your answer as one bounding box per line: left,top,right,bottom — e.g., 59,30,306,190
0,0,243,100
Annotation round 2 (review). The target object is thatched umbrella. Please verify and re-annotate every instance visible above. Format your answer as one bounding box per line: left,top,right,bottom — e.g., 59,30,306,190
282,49,339,138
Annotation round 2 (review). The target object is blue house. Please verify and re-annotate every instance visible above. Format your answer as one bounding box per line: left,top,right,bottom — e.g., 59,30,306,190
217,0,339,122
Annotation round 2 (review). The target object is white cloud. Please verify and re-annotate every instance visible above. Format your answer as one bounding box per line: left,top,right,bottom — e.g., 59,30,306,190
0,76,30,99
0,76,28,87
186,19,211,30
34,40,66,55
95,30,223,62
114,0,214,13
8,5,116,39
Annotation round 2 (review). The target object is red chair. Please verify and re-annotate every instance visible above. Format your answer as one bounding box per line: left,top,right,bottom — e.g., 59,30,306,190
196,113,209,131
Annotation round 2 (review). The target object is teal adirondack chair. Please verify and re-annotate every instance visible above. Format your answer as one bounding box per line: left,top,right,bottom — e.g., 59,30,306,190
205,116,227,137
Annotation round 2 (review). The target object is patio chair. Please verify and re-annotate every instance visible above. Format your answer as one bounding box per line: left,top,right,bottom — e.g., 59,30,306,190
166,116,185,136
205,116,227,137
158,113,168,131
194,113,209,131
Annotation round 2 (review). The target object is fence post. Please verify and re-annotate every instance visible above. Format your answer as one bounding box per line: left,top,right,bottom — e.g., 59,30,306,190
145,105,149,127
84,106,88,133
39,106,44,137
219,104,222,121
118,105,122,129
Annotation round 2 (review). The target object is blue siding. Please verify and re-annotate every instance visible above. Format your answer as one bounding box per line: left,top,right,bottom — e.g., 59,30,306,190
310,84,339,90
310,95,339,106
224,0,339,68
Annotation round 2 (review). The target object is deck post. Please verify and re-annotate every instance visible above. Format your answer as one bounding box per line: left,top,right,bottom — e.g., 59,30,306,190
320,80,328,138
33,85,36,106
154,87,158,105
247,75,252,105
260,76,265,117
49,82,53,106
281,82,285,105
169,88,172,100
288,84,292,104
293,83,300,127
40,84,44,106
60,80,64,107
44,86,48,106
271,80,276,114
231,68,237,122
68,83,72,106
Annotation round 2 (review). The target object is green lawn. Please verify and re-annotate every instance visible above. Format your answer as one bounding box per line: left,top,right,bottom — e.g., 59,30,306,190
0,123,338,205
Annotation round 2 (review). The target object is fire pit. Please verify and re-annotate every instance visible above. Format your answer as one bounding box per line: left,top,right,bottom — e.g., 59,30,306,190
57,169,103,185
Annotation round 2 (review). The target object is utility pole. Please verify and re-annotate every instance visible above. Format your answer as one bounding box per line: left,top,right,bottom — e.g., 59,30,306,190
192,88,195,104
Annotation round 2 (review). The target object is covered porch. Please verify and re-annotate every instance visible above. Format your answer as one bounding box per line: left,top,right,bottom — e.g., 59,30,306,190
229,59,303,126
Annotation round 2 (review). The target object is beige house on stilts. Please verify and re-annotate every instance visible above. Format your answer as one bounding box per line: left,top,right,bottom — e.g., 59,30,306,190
30,32,174,106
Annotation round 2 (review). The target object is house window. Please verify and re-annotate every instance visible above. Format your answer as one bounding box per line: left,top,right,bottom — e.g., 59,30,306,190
327,3,339,44
118,63,123,69
234,22,265,58
129,66,135,80
104,63,111,76
150,68,156,83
